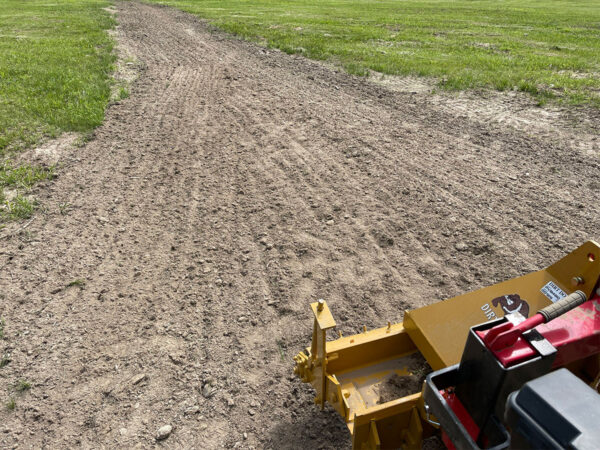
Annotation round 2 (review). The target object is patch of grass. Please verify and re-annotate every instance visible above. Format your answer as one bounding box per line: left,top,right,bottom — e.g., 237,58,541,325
0,162,53,222
148,0,600,106
6,398,16,411
276,339,286,362
0,163,54,190
14,380,32,393
0,354,11,369
117,86,130,100
59,202,71,215
67,279,86,288
1,194,36,221
73,131,95,148
0,0,116,154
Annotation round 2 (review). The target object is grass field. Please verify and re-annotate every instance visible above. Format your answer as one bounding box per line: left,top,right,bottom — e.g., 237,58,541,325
0,0,114,222
0,0,115,154
148,0,600,106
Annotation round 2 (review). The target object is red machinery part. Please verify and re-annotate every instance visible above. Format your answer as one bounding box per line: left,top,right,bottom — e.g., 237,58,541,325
440,390,480,450
478,294,600,368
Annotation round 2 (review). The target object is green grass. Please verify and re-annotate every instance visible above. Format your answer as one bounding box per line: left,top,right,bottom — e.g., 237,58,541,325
0,0,116,154
147,0,600,106
14,380,32,393
0,0,115,222
0,163,54,189
0,354,11,369
0,162,53,221
67,278,86,288
5,398,16,411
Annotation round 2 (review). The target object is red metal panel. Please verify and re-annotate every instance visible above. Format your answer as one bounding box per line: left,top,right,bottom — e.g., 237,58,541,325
479,294,600,367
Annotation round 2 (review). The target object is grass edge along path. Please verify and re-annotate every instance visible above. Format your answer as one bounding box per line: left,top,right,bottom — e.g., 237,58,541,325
147,0,600,107
0,0,116,223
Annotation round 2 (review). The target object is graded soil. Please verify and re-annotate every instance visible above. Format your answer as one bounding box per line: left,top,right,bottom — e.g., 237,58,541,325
1,2,599,448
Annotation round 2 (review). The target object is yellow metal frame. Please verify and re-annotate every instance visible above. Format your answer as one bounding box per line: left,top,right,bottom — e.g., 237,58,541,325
293,241,600,449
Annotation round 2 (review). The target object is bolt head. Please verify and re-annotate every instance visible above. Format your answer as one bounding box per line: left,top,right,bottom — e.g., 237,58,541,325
317,299,325,311
571,276,584,286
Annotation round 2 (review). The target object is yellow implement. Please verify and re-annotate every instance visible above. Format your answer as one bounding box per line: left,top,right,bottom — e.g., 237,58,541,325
293,241,600,449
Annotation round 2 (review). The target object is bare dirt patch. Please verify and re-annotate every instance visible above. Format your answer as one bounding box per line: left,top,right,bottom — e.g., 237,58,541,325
0,1,598,449
378,374,421,403
15,132,80,167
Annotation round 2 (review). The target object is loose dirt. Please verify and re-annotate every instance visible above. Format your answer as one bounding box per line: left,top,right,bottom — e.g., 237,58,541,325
378,374,421,404
378,354,431,403
1,2,598,449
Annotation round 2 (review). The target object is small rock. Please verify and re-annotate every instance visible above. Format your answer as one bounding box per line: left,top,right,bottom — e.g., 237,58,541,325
185,405,200,415
202,384,216,398
326,219,334,225
248,409,255,416
227,397,235,407
454,242,468,252
119,428,128,436
98,216,109,224
131,373,147,385
156,425,172,441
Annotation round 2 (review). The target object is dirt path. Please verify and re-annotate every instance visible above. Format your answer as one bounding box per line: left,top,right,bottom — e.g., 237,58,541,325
1,2,598,448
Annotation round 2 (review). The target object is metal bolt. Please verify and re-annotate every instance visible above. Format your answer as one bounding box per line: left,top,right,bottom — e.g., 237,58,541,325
571,276,584,286
317,299,325,311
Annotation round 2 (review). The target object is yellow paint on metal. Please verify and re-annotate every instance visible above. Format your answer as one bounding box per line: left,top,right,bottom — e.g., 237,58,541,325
311,300,336,330
404,240,600,369
293,241,600,449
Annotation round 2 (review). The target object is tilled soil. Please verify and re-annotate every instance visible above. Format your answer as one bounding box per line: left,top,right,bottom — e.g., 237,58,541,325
1,2,599,448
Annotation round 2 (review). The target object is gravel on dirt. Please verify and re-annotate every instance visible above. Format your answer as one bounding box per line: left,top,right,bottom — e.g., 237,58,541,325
0,1,598,448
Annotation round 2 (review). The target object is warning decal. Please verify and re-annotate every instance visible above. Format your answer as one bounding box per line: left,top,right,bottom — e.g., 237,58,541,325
541,281,567,303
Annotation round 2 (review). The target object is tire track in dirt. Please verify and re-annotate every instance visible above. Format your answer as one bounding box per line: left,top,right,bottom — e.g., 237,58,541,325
1,1,598,448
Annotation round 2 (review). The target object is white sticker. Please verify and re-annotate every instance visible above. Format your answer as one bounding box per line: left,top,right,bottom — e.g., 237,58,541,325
541,281,567,303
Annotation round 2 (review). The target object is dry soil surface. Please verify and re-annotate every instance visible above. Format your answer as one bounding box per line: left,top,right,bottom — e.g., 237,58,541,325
1,2,599,449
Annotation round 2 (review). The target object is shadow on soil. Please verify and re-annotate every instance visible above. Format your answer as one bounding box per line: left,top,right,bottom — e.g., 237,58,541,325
266,403,351,449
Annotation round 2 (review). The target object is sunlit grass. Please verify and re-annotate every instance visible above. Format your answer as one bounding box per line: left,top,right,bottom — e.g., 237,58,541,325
0,0,116,154
147,0,600,106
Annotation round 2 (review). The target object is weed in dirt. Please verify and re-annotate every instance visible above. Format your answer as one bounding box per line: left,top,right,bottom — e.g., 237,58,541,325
118,86,130,100
67,279,86,288
0,162,54,222
150,0,600,106
0,0,116,154
59,202,71,215
276,340,286,362
14,380,32,393
0,354,11,369
0,163,54,189
1,195,36,221
73,132,95,148
0,318,4,339
6,398,16,411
